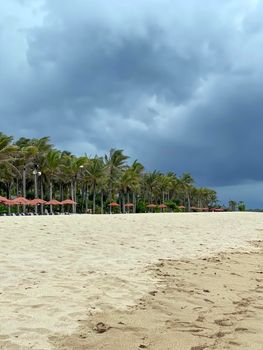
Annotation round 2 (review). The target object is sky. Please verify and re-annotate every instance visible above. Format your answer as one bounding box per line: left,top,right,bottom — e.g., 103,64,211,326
0,0,263,208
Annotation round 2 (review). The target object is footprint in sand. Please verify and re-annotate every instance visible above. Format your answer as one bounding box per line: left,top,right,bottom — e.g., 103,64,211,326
214,319,233,326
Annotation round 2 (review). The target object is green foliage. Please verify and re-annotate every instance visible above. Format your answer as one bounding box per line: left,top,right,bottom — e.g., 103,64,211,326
238,201,246,211
136,200,147,213
228,200,237,211
164,200,178,211
0,132,231,215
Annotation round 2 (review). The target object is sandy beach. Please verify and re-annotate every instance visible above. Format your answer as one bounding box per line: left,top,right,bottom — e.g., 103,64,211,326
0,212,262,349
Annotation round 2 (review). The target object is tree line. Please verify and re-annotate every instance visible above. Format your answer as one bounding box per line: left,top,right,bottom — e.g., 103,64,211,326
0,132,219,214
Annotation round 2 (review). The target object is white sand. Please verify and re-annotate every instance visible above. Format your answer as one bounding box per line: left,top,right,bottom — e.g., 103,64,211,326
0,212,262,349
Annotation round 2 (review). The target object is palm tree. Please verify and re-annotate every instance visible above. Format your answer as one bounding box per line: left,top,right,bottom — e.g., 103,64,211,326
43,150,61,213
85,157,106,214
118,169,133,212
177,173,194,211
60,155,88,213
0,163,15,198
31,137,53,214
155,174,174,204
229,200,237,211
143,171,160,204
118,160,144,213
0,134,19,213
16,144,38,212
0,133,18,166
0,133,221,215
105,149,129,212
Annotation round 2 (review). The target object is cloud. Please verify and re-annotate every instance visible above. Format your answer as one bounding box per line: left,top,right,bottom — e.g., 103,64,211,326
0,0,263,206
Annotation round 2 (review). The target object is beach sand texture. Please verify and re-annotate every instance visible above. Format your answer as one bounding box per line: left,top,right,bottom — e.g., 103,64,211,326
0,212,262,349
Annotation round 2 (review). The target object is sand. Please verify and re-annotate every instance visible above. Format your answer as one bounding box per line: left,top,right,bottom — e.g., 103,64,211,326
0,212,262,349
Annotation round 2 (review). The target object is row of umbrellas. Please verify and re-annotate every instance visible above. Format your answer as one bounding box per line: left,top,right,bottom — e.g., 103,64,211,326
109,202,171,209
0,196,76,206
109,203,224,211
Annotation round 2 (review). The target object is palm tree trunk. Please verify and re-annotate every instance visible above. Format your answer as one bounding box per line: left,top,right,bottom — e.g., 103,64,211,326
71,181,74,213
187,192,191,212
122,192,125,213
127,192,130,213
40,178,44,215
81,183,85,213
100,192,104,214
133,193,136,213
93,183,96,214
16,178,20,214
61,184,64,213
22,166,26,213
7,182,11,216
109,181,112,214
74,178,77,213
85,184,89,213
50,180,53,213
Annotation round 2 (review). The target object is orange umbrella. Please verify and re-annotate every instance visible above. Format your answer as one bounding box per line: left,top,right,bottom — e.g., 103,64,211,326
0,196,7,202
146,204,157,208
61,199,77,205
178,205,185,209
2,199,17,206
159,204,167,209
124,203,134,207
29,198,46,205
108,202,120,207
12,197,30,205
46,200,62,205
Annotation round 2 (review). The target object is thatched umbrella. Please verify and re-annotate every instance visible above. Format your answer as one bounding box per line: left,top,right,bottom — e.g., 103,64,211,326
61,199,77,213
0,196,7,203
108,202,120,213
46,200,62,214
29,198,47,205
2,199,17,215
159,204,167,212
146,204,157,213
124,202,134,213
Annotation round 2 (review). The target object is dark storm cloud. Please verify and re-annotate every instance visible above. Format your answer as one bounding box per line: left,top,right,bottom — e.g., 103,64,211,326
1,0,263,206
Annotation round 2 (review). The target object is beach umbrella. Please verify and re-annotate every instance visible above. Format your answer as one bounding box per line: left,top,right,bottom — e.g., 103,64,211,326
0,196,7,202
108,202,120,207
2,199,17,215
159,203,167,212
146,204,157,213
159,204,167,208
12,197,30,205
29,198,46,205
178,205,185,209
108,202,120,213
46,200,62,205
61,199,77,205
124,202,134,213
2,199,17,206
146,204,157,208
124,203,134,207
196,208,203,212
